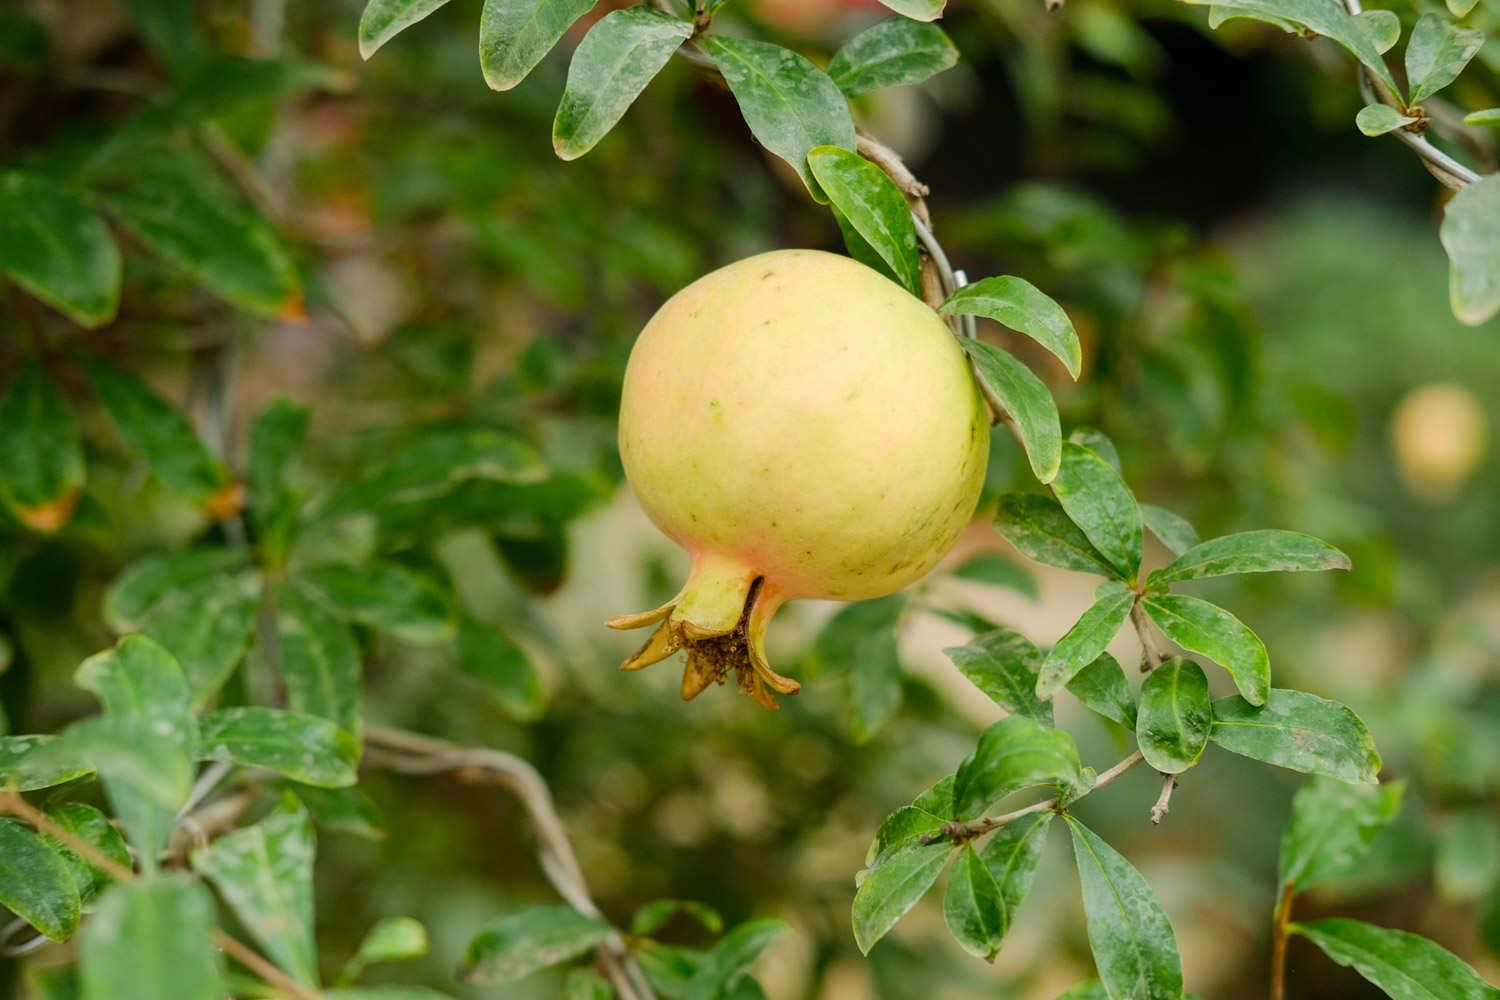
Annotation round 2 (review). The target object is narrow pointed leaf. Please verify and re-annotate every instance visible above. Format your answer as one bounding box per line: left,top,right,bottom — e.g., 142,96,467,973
1148,529,1349,586
79,876,225,1000
944,844,1005,959
848,627,904,744
809,145,921,294
479,0,595,91
0,361,85,532
961,339,1062,482
1135,658,1212,774
1141,504,1199,557
1142,593,1270,705
852,841,950,954
944,626,1052,724
1051,442,1141,579
276,584,362,735
866,775,955,865
1066,653,1137,729
828,18,956,96
462,905,613,985
630,900,722,938
1293,918,1500,1000
996,493,1117,577
942,277,1082,379
954,715,1087,819
553,8,690,160
1441,173,1500,326
0,819,81,940
1037,582,1134,696
0,172,120,327
1210,689,1380,783
684,918,786,1000
1279,777,1404,890
339,916,429,984
198,706,359,787
359,0,454,59
1405,13,1484,105
42,802,130,904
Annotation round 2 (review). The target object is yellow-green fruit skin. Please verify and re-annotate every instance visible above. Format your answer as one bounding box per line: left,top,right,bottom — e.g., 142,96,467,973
619,249,989,604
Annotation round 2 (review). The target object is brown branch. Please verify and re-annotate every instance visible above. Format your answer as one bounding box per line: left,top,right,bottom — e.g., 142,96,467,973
1269,879,1296,1000
1150,773,1177,825
1130,602,1170,672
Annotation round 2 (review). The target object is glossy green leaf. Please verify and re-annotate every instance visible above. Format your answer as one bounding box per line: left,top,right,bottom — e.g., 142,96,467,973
0,172,119,327
1148,529,1349,586
198,706,359,787
461,905,613,985
1136,658,1212,774
104,547,249,630
852,841,950,954
1406,13,1484,105
828,18,957,96
74,634,197,758
0,361,85,532
808,145,921,294
136,571,262,705
79,876,225,1000
83,359,229,503
0,734,93,791
1464,108,1500,127
995,493,1117,576
1279,776,1404,890
359,0,454,58
1037,582,1134,697
954,715,1087,819
1051,442,1141,579
1357,104,1417,136
193,796,318,985
298,561,455,645
1357,8,1400,52
703,36,856,200
1141,593,1269,705
479,0,595,91
338,916,429,984
96,145,300,317
1066,653,1137,729
1435,811,1500,904
1210,689,1380,783
630,899,723,937
1141,504,1199,557
0,819,80,940
61,717,193,874
42,802,130,904
960,339,1062,483
875,0,945,19
944,626,1052,725
866,775,955,866
950,552,1039,599
1293,918,1500,1000
1066,816,1183,1000
553,8,690,160
276,584,362,735
942,277,1082,379
1441,173,1500,326
944,812,1051,959
684,918,786,1000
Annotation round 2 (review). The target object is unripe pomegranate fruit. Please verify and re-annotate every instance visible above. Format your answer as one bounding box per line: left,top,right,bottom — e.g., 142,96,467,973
609,249,989,708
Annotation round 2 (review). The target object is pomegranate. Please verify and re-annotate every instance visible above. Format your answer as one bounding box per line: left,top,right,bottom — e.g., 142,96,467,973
609,249,989,708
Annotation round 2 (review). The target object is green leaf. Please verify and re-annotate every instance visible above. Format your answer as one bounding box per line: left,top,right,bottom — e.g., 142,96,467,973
0,172,119,327
1358,8,1400,53
315,429,547,523
276,584,363,735
630,899,723,937
248,398,308,549
0,361,85,532
1441,173,1500,326
808,145,921,295
1141,504,1199,557
865,775,956,866
95,145,301,317
807,594,906,673
1184,0,1401,96
0,734,93,791
1293,918,1500,1000
1065,816,1183,1000
944,813,1051,959
941,277,1082,379
42,802,130,904
1050,442,1141,580
198,706,359,787
479,0,596,91
83,359,229,503
1069,428,1120,471
875,0,945,19
553,8,690,160
359,0,454,59
960,339,1062,482
136,571,262,705
827,17,957,97
954,715,1087,819
60,717,193,874
684,918,786,1000
192,796,318,985
1209,689,1380,783
339,916,429,984
455,614,542,721
852,841,950,954
702,36,857,200
848,628,904,744
74,634,198,758
1141,593,1269,705
118,0,205,77
1148,529,1349,586
1135,658,1212,774
1436,811,1500,904
1037,582,1134,697
1357,104,1418,136
298,561,455,645
79,875,225,1000
104,547,249,630
284,782,385,840
562,970,613,1000
1278,776,1404,890
0,819,81,940
950,552,1039,599
462,905,614,986
944,626,1052,725
1056,982,1111,1000
1406,13,1484,105
995,493,1117,576
1066,653,1137,729
1464,108,1500,127
325,990,452,1000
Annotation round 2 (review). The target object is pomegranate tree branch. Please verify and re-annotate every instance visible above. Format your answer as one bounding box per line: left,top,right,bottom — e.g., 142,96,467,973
1131,601,1171,672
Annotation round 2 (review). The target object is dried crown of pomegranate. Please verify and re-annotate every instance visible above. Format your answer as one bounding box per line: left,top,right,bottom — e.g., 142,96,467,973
609,249,989,708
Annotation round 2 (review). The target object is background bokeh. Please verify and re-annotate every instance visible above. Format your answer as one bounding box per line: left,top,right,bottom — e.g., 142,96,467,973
3,0,1499,997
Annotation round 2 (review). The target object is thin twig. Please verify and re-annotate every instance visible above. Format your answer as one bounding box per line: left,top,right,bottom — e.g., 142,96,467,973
363,726,655,1000
922,749,1146,844
1130,601,1170,672
1150,773,1176,825
1269,879,1296,1000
